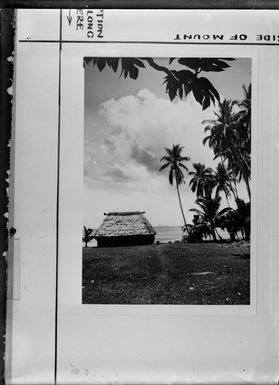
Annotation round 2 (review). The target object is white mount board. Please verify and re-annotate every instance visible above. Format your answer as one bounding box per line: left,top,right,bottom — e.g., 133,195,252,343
5,9,279,384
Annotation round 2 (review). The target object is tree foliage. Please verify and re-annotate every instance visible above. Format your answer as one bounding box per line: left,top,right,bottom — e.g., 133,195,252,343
82,226,94,247
188,163,215,198
202,91,251,203
216,199,250,241
159,144,190,186
189,195,229,241
84,57,235,110
214,162,232,204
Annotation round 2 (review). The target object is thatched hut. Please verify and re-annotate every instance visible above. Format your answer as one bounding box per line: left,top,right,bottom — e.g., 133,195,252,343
94,211,156,247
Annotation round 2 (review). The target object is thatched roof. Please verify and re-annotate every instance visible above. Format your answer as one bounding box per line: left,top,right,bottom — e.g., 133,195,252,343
94,211,156,238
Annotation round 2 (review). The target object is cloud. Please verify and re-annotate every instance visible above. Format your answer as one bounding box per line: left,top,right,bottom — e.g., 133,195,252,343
131,146,158,173
84,89,216,191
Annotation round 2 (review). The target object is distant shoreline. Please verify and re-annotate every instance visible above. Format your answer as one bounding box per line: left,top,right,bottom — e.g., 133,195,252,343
85,225,233,248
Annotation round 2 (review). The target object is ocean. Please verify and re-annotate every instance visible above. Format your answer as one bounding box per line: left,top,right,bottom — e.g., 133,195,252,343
155,226,183,243
154,226,231,243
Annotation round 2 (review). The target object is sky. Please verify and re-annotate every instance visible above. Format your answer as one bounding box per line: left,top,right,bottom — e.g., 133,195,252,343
84,58,251,228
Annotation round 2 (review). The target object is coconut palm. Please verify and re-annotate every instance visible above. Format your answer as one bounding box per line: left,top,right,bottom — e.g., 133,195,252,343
220,144,251,202
241,83,251,110
233,83,252,200
159,144,190,230
217,198,250,241
238,83,251,148
202,99,243,203
235,151,251,201
235,198,250,240
227,148,251,201
202,99,242,154
189,195,230,241
189,163,215,198
214,162,232,206
186,213,214,243
186,222,212,243
215,209,239,242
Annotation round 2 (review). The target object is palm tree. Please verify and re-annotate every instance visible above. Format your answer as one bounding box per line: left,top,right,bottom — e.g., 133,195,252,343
234,83,251,201
189,163,215,198
235,198,250,240
202,99,241,154
236,151,251,201
214,162,232,206
82,226,94,247
238,83,251,147
216,209,239,242
159,144,190,230
202,99,243,203
240,83,251,110
226,148,251,201
189,196,230,241
217,198,250,241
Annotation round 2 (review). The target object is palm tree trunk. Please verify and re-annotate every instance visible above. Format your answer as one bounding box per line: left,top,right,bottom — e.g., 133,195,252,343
245,177,251,202
231,173,240,200
220,155,240,209
211,224,217,241
216,188,231,209
226,195,231,208
176,181,189,234
225,193,231,208
220,156,236,199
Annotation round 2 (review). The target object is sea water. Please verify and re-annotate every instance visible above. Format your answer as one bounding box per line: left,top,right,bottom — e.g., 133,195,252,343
155,226,183,243
154,226,232,243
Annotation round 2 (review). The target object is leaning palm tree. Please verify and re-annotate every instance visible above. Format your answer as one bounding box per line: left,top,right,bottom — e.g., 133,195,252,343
159,144,190,230
189,163,215,198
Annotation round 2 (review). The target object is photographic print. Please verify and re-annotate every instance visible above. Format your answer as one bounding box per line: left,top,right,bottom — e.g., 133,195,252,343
82,57,251,305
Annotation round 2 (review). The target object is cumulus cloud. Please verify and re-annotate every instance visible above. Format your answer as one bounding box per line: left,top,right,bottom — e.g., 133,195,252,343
84,89,216,191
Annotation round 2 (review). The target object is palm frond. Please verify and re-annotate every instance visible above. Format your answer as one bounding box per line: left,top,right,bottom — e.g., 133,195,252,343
169,168,174,185
180,156,191,161
159,163,170,171
189,208,203,216
160,155,171,162
179,163,189,171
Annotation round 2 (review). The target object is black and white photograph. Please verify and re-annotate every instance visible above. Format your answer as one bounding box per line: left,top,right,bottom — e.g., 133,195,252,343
82,57,251,305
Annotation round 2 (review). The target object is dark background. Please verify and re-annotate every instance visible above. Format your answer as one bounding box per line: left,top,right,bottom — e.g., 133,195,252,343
2,0,279,8
1,1,278,384
0,8,13,385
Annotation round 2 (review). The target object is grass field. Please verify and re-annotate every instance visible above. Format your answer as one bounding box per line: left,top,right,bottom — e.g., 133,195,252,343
82,241,250,305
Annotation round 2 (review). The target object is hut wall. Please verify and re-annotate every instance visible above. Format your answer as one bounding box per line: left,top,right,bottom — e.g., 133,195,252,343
96,234,155,248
